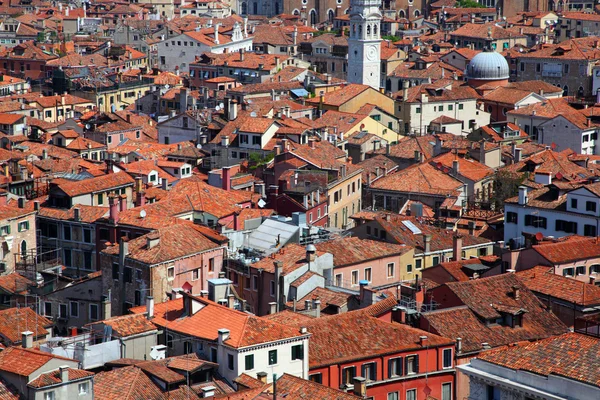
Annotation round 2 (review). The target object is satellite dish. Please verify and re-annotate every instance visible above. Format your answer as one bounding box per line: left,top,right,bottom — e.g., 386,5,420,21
165,84,170,90
257,198,266,208
140,209,147,218
219,102,224,109
85,123,91,129
535,232,543,241
196,144,202,149
250,112,257,117
215,105,221,111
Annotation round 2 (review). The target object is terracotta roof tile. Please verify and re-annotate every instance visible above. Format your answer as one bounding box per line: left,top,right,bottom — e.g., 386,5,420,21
38,205,108,223
94,365,168,400
315,237,412,267
52,171,135,197
0,273,33,295
274,373,360,400
518,266,600,306
129,293,306,348
0,307,51,344
477,332,600,387
99,313,158,337
28,368,94,388
0,377,19,400
101,223,224,265
0,347,76,377
289,309,454,368
531,236,600,264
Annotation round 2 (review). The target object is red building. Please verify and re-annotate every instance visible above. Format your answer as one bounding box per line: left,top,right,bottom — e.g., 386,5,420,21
267,297,456,400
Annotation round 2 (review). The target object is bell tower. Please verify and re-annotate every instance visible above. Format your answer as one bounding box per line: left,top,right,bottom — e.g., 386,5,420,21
347,0,382,89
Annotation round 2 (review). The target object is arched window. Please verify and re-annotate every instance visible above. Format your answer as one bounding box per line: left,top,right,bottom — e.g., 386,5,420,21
274,2,280,15
358,25,362,37
399,10,405,18
310,9,317,25
241,2,247,15
20,240,27,257
292,8,300,15
414,10,420,17
366,24,371,37
252,2,257,14
328,9,334,23
563,85,569,96
352,24,356,37
578,86,584,98
374,24,378,37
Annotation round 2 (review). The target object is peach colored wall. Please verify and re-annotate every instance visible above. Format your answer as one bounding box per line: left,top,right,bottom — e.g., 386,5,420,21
172,247,226,294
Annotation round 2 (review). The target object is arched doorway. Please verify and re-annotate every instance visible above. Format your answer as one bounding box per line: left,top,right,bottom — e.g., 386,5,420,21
20,240,27,257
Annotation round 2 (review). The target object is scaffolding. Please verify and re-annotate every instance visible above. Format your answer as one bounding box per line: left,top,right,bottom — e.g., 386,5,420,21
15,247,62,282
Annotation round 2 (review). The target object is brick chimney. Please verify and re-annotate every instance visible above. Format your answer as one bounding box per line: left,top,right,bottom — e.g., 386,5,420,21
452,234,463,261
222,166,232,191
109,194,120,224
353,377,366,397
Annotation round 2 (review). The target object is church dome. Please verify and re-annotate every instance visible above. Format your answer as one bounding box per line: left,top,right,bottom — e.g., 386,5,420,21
466,50,510,81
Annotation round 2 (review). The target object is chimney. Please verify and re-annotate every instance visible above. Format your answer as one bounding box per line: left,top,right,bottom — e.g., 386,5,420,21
109,195,119,224
452,159,459,176
42,148,48,159
512,285,520,300
229,99,238,121
591,276,597,285
221,136,229,147
340,164,347,178
257,372,268,384
59,366,69,383
353,377,366,397
34,201,40,211
146,296,154,319
518,186,528,205
313,299,321,318
386,143,390,155
456,337,462,354
217,328,230,344
146,232,160,249
103,295,111,319
514,147,522,162
359,280,369,301
214,24,219,44
228,294,235,309
222,166,232,191
452,234,463,261
162,179,169,191
308,138,316,149
269,302,277,314
180,88,188,112
419,335,428,346
479,141,486,165
119,238,129,266
73,207,80,222
274,260,283,311
22,331,33,348
468,221,475,236
305,299,312,310
423,234,432,254
239,48,245,61
119,195,127,212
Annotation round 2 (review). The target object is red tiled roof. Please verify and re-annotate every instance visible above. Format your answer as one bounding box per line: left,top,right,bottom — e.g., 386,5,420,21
94,366,168,400
315,237,412,267
38,205,108,223
28,368,94,388
0,377,19,400
99,313,158,337
289,309,453,368
370,161,463,196
101,223,224,265
532,236,600,264
424,275,569,353
0,273,33,295
477,332,600,387
517,266,600,306
274,373,361,400
0,307,51,343
53,171,135,197
251,243,322,275
0,347,76,377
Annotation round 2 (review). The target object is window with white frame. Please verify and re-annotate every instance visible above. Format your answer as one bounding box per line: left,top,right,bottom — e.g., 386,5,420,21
167,266,174,279
406,389,416,400
78,382,89,395
442,382,452,400
387,263,394,278
364,268,372,282
270,280,275,297
388,357,402,378
387,393,399,400
89,304,99,321
351,270,359,286
70,301,79,318
443,348,452,369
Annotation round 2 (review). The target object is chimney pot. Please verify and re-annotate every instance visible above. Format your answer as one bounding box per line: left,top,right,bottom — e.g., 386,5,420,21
146,296,154,319
21,331,33,348
353,377,367,396
59,366,70,383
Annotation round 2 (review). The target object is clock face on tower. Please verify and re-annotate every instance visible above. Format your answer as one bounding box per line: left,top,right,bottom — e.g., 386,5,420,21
366,45,378,61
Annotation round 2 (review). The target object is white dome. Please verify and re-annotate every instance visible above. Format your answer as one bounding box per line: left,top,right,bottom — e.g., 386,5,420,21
466,50,510,81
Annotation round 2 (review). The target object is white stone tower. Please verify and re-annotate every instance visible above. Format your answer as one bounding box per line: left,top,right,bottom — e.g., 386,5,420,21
347,0,382,89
